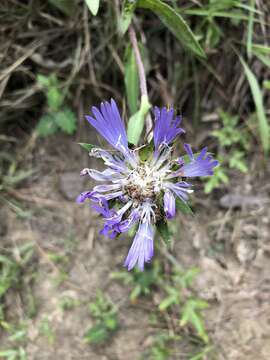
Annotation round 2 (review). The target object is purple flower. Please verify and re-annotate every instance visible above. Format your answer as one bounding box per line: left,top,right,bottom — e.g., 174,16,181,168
180,144,219,177
124,204,154,271
78,99,218,271
153,106,185,150
164,191,176,219
86,99,129,155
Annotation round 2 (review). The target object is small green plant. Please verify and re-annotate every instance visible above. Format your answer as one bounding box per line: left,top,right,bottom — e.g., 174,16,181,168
83,290,118,345
39,317,55,345
204,110,250,193
0,347,28,360
159,267,209,344
0,243,35,311
143,332,180,360
111,260,162,301
59,295,79,311
36,74,76,137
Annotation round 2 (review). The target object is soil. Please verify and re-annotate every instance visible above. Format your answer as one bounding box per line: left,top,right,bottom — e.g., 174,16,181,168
1,134,270,360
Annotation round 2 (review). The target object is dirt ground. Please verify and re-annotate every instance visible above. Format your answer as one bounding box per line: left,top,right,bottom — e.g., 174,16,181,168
1,134,270,360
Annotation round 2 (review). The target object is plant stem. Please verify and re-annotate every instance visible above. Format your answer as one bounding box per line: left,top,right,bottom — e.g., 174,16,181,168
128,25,148,97
128,25,152,137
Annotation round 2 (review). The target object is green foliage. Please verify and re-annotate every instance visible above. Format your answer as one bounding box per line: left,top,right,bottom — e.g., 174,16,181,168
0,243,35,302
59,295,79,311
139,142,154,162
112,257,209,346
78,143,96,152
39,317,55,345
146,332,180,360
0,348,27,360
84,0,100,16
48,0,75,16
111,260,161,301
156,221,172,245
84,291,118,344
0,245,35,359
137,0,206,58
180,298,209,343
159,267,209,343
239,56,269,154
204,162,229,194
183,0,260,49
119,0,137,35
204,110,250,193
36,74,76,137
127,95,151,145
124,45,139,115
175,198,194,215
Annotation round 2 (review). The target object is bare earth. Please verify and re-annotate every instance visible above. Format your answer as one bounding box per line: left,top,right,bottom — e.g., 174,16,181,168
1,135,270,360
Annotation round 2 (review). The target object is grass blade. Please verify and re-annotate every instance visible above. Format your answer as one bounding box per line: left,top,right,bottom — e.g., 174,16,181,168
137,0,206,58
239,56,269,154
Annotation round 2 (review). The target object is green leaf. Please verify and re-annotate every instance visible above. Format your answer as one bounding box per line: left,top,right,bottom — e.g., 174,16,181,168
37,74,50,87
47,87,63,111
36,115,58,137
180,299,209,343
239,56,269,154
127,95,151,145
156,221,172,245
137,0,206,58
85,0,100,16
54,108,76,134
252,44,270,55
159,294,178,311
263,80,270,90
84,323,108,344
175,198,193,215
139,142,154,162
124,46,139,115
119,0,137,35
48,0,76,16
253,51,270,68
78,143,96,151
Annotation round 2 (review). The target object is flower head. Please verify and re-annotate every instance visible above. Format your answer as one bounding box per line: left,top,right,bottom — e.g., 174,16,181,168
78,100,218,271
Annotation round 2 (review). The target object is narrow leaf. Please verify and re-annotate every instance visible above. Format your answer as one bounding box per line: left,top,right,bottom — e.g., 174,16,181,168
156,221,172,245
124,46,139,115
176,198,193,215
239,56,269,153
48,0,76,16
78,143,96,151
137,0,206,58
127,95,151,145
85,0,100,16
119,0,137,35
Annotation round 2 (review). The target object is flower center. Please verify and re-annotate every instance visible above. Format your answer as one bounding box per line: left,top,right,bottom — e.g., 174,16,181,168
124,163,157,202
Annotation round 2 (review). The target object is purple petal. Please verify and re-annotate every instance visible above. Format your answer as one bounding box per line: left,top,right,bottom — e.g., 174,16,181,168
124,220,154,271
164,182,193,203
153,106,185,150
164,191,176,219
118,209,140,232
85,99,130,155
76,191,97,203
181,145,219,177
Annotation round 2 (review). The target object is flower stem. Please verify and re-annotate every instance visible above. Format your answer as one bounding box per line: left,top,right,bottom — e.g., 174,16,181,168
128,25,148,97
128,25,152,137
